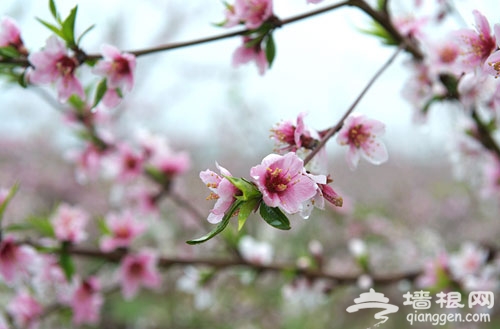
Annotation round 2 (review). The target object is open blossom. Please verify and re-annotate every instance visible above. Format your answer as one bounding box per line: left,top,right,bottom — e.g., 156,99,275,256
238,235,273,265
224,0,273,29
484,25,500,78
455,10,496,73
51,203,89,243
28,36,84,102
0,235,37,285
250,152,318,214
7,291,42,329
271,112,319,153
232,37,268,75
71,277,103,325
100,210,146,252
200,163,239,224
449,242,488,280
336,114,388,170
110,143,144,183
0,16,26,54
93,44,136,107
119,249,161,300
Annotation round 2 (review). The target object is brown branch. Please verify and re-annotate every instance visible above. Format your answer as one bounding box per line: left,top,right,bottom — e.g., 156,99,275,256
471,109,500,161
303,44,403,165
61,245,420,286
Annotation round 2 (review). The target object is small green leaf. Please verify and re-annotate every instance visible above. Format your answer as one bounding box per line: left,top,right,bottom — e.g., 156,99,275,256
27,216,55,237
0,46,20,58
376,0,387,11
97,216,111,235
76,24,95,45
359,20,397,46
237,198,260,231
0,183,19,225
187,200,243,245
36,18,65,39
68,94,86,111
93,78,108,108
49,0,60,22
259,203,290,230
244,36,263,49
144,165,168,186
61,6,78,47
18,69,28,88
265,34,276,67
59,242,75,281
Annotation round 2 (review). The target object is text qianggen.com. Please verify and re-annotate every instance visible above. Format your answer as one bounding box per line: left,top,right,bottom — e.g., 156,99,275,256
406,311,490,326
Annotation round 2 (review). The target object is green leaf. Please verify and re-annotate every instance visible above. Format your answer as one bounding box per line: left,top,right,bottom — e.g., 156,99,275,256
93,78,108,108
0,46,20,58
359,20,397,46
59,242,75,281
68,94,86,111
237,198,260,231
76,24,95,45
224,176,261,201
18,69,28,88
144,165,168,186
4,216,55,237
265,34,276,67
376,0,387,11
61,6,78,47
36,18,65,39
187,200,243,245
97,216,111,235
0,183,19,225
49,0,60,22
259,203,291,230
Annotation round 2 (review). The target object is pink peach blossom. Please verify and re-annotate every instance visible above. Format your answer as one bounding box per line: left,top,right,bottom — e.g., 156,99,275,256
113,143,144,183
71,277,103,325
7,291,42,329
50,203,89,243
93,44,136,91
336,114,388,170
28,36,84,102
271,112,319,153
100,210,146,252
200,163,239,224
119,249,161,300
416,252,449,288
232,37,268,75
250,152,318,214
226,0,273,29
455,10,496,73
449,242,488,280
0,235,37,285
484,25,500,78
0,16,26,54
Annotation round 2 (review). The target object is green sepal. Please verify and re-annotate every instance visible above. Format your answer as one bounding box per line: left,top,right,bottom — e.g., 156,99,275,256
18,69,28,88
224,176,261,201
259,203,291,230
187,200,243,245
59,241,75,281
61,6,78,47
93,78,108,108
238,198,260,231
0,183,19,225
68,94,86,111
265,33,276,67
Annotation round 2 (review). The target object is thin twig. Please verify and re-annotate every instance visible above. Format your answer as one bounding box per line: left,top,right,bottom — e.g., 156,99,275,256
303,44,403,165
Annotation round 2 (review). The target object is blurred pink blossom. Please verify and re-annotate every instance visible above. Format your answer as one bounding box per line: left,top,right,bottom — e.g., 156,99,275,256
28,36,85,102
225,0,273,30
71,276,103,325
200,163,239,224
7,291,42,329
232,37,268,75
416,252,449,288
250,152,318,214
100,210,146,252
238,235,273,265
0,235,37,285
449,242,488,280
119,249,161,300
50,203,89,243
484,25,500,78
336,114,388,170
454,10,496,73
0,16,26,54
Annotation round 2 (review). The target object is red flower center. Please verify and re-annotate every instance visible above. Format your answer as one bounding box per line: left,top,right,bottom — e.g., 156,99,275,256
113,57,131,75
265,167,290,193
56,56,78,77
348,124,369,148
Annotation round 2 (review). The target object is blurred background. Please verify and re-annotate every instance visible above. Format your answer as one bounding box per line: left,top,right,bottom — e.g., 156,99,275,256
0,0,499,328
